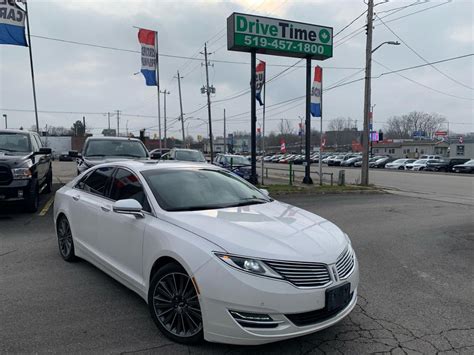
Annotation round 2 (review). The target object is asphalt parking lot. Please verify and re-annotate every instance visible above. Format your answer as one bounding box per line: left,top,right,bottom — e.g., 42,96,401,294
0,162,473,354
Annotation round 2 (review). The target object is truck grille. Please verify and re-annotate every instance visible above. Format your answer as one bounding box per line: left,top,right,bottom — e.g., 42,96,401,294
336,247,355,279
264,260,331,288
0,165,12,185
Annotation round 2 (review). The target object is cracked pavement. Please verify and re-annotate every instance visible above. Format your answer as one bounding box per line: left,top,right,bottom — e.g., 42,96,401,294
0,163,472,354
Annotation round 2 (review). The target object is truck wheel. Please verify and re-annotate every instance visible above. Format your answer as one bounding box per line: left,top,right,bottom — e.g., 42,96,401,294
44,169,53,194
24,181,39,213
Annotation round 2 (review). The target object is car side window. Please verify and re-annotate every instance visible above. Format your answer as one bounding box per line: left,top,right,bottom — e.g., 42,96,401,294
109,168,151,212
30,134,39,152
77,167,114,196
33,134,43,149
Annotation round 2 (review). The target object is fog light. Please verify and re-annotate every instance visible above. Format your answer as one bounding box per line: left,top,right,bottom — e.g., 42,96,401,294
229,310,272,322
17,190,23,198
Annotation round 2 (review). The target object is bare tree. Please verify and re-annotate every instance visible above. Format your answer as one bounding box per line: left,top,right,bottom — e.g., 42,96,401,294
385,111,446,139
328,117,353,131
278,119,294,136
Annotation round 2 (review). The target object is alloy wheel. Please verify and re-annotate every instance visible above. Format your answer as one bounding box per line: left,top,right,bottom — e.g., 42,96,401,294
152,272,202,338
57,217,73,258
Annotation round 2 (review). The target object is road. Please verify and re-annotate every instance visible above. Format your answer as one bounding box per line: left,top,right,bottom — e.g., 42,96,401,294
263,162,474,205
0,161,473,354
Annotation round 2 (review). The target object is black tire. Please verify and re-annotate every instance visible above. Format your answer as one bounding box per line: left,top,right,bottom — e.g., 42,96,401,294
24,181,39,213
56,215,77,262
43,169,53,194
398,166,404,170
148,263,203,344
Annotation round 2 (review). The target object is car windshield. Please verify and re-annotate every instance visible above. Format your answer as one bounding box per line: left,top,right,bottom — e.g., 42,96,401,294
414,159,427,164
392,159,406,164
84,139,148,158
142,168,271,211
0,132,31,152
464,160,474,166
175,150,206,162
226,156,250,165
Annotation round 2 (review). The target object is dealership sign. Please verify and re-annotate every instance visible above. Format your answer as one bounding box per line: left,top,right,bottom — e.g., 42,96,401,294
227,13,333,60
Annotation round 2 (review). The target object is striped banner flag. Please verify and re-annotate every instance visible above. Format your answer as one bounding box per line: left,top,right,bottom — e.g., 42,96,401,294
138,29,157,86
310,66,322,117
0,1,27,46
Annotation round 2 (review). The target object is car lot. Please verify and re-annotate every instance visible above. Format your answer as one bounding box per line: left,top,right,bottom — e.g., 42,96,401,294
263,162,474,206
0,161,473,353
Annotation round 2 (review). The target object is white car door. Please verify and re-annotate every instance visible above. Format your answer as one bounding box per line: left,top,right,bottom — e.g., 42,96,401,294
67,166,114,254
97,167,149,290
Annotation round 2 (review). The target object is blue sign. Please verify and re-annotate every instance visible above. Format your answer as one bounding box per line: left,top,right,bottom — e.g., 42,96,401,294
413,131,425,137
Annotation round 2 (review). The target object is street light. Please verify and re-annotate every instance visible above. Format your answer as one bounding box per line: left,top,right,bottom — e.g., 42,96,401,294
372,41,400,53
361,39,400,186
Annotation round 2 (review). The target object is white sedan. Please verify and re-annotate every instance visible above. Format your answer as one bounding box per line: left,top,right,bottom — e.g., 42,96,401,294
53,161,359,345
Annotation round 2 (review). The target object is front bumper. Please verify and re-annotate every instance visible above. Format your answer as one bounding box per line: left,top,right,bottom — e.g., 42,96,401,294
194,255,359,345
0,179,33,202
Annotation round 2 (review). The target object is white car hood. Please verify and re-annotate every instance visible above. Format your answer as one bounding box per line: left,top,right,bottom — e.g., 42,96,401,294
163,201,348,264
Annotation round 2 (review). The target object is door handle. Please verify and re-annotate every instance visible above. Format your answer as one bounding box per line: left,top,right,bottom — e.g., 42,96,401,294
72,195,80,201
101,205,111,212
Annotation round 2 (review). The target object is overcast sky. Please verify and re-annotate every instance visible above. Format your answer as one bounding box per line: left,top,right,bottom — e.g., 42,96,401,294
1,0,473,139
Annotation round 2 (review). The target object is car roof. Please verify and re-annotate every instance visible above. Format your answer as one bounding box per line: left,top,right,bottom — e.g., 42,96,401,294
94,160,218,173
171,148,201,152
85,136,142,142
0,129,32,135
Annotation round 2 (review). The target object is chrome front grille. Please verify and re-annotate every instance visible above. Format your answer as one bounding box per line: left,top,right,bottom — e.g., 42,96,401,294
336,247,355,279
264,260,331,288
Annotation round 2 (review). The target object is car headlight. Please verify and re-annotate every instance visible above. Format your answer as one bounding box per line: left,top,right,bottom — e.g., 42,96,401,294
214,253,283,279
12,168,32,179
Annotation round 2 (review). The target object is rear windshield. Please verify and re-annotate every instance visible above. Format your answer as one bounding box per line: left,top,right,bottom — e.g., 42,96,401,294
175,150,206,162
84,139,148,158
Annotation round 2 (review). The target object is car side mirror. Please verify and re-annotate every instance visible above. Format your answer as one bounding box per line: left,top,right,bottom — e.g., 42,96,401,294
150,152,161,160
260,188,270,196
36,147,52,154
112,199,144,218
69,150,81,158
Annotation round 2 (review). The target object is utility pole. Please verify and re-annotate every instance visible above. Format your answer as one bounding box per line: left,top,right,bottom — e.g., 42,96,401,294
107,112,111,130
223,108,226,154
202,43,214,161
361,0,374,186
116,110,120,136
249,50,257,185
302,57,313,185
25,1,39,133
82,116,86,136
176,71,185,145
160,90,170,147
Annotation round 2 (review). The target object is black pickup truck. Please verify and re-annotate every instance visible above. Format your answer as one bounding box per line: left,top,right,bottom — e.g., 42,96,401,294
0,129,53,212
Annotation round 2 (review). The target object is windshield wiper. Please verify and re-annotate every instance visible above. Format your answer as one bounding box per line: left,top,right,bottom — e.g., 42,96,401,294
225,197,270,207
0,148,15,152
168,205,228,212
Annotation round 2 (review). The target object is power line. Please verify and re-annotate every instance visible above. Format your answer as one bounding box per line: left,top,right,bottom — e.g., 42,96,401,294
333,10,367,37
373,54,474,78
373,59,474,101
375,13,473,91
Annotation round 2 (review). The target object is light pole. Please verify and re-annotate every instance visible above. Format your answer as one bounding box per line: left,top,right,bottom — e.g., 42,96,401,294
2,114,7,129
361,30,400,185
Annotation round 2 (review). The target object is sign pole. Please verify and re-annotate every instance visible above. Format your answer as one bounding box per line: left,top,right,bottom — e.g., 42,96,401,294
303,57,313,184
250,51,257,185
25,1,39,133
319,69,323,186
261,66,266,185
155,31,162,152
